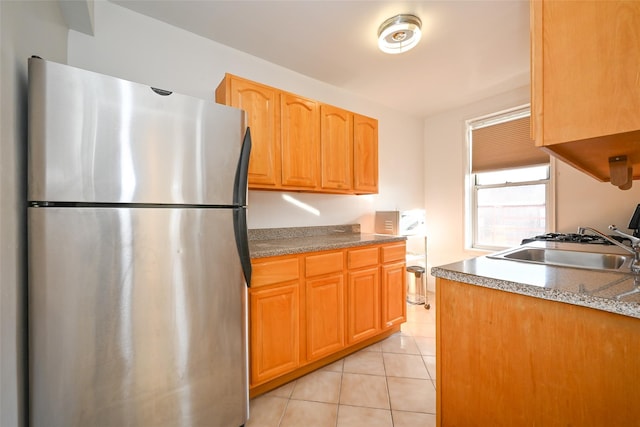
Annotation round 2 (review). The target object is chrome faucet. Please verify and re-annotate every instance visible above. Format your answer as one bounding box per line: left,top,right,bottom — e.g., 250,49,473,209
577,225,640,274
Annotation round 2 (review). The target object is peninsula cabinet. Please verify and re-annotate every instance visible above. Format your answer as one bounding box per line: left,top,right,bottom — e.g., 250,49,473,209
216,73,378,194
436,277,640,426
531,0,640,188
249,241,405,396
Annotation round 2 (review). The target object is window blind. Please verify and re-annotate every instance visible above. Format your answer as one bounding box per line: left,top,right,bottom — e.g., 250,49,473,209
471,116,549,173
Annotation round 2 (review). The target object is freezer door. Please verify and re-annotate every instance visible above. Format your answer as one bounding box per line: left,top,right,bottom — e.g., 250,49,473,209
28,57,247,206
28,207,248,427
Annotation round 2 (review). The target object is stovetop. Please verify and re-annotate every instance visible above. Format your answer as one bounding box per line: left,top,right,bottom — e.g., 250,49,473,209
521,233,629,245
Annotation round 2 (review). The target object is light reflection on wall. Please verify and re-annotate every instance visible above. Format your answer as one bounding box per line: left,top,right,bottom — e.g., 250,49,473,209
282,194,320,216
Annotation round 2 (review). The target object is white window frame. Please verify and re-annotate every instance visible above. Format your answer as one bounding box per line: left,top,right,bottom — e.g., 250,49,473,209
465,105,556,251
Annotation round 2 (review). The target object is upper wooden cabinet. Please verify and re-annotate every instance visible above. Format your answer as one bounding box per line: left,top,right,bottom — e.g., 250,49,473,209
280,93,319,189
531,0,640,188
321,104,353,193
353,114,379,194
216,73,378,194
215,77,280,188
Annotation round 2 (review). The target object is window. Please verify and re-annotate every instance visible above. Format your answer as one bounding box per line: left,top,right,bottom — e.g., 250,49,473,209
467,107,552,250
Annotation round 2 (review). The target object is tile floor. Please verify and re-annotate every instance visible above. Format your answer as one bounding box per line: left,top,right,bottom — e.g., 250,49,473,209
246,293,436,427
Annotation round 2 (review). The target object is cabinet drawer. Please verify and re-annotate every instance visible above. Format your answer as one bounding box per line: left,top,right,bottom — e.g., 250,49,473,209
348,246,379,269
252,257,299,288
305,251,344,277
381,243,406,263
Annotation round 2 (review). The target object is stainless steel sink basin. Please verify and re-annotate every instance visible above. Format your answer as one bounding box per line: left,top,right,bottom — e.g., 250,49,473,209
488,246,632,272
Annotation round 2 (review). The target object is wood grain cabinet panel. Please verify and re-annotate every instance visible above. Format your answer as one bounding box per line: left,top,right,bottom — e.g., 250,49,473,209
305,274,345,361
380,262,406,329
216,74,378,194
320,104,353,192
348,246,379,269
305,251,344,277
252,256,299,288
353,113,379,194
280,93,319,189
347,267,380,344
249,242,405,396
250,283,299,386
436,277,640,426
215,75,280,188
531,0,640,184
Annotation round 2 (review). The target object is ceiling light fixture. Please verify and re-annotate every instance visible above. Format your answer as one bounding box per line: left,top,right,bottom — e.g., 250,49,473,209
377,14,422,54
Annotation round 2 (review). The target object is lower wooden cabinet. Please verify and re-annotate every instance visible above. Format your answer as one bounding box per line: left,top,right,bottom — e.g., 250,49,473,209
381,262,406,329
436,277,640,426
250,282,299,385
305,274,345,361
380,243,407,329
249,255,300,386
347,267,380,344
249,241,405,395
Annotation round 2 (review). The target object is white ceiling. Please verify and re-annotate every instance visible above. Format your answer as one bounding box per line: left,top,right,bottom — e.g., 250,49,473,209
110,0,531,118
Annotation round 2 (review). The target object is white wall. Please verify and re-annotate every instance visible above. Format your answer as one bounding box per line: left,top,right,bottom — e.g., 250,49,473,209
424,86,640,290
0,2,68,425
67,1,425,233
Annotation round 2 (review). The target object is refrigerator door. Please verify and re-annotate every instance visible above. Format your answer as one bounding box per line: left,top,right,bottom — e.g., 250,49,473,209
28,57,248,206
28,207,248,427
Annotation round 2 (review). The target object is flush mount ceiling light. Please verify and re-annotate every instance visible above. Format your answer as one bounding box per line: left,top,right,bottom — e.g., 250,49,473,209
377,14,422,54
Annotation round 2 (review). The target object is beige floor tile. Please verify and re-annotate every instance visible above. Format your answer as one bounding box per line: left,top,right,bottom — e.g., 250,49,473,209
246,396,287,427
423,355,436,380
402,320,436,337
392,410,437,427
337,405,393,427
264,380,297,399
321,358,344,373
360,341,382,352
387,377,436,413
383,353,429,379
343,349,385,376
414,336,436,356
380,334,420,355
339,373,390,409
291,370,342,403
280,400,338,427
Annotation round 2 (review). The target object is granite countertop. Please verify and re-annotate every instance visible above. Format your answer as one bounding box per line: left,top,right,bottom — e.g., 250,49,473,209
431,241,640,319
249,224,406,258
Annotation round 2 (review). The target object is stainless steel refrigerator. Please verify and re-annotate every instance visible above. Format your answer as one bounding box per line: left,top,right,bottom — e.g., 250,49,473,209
27,57,252,427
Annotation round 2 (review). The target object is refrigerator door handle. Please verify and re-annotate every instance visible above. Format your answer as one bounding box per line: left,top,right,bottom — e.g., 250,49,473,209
233,207,252,287
233,128,252,207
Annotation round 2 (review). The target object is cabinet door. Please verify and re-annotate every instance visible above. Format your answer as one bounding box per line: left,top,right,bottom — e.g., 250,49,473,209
305,274,345,361
228,77,280,187
250,283,299,386
280,93,319,189
347,267,380,344
535,0,640,146
531,1,640,184
381,262,406,329
320,104,353,192
353,113,378,194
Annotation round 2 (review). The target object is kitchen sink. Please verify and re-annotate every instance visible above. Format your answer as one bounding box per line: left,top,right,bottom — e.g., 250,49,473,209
488,246,632,272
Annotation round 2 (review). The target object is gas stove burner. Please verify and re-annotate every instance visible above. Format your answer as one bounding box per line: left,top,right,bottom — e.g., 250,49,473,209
521,232,627,245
